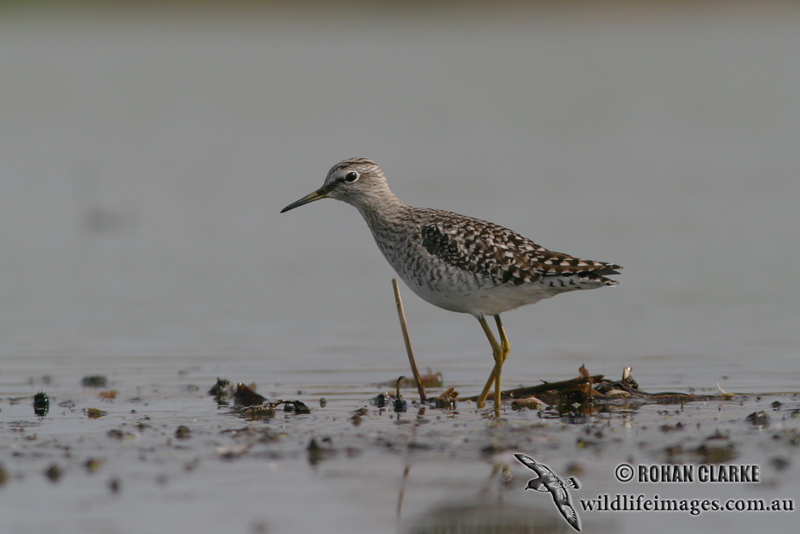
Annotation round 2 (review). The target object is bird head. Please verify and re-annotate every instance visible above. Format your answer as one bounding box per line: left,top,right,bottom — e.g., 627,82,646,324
281,158,394,214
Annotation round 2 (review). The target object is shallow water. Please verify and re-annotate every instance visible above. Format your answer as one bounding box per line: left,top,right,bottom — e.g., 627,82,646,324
1,3,799,533
2,364,799,534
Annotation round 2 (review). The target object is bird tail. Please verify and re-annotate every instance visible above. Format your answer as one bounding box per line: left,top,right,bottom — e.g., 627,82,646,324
577,264,621,286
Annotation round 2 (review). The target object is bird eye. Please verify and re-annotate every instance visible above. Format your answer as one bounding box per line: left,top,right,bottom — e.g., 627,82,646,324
344,171,359,183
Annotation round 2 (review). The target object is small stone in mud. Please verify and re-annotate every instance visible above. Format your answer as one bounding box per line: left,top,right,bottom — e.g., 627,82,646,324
87,408,108,419
84,457,103,473
175,425,192,439
45,463,62,483
33,392,49,416
746,411,770,428
82,375,108,388
109,477,121,494
319,398,327,407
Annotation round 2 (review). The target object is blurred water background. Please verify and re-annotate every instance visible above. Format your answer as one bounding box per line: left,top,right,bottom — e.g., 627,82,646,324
1,0,799,394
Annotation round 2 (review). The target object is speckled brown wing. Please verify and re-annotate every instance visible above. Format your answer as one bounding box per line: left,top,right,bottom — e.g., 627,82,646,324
418,210,621,288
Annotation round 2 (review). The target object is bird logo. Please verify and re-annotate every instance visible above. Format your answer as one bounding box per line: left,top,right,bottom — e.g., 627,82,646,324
514,453,582,532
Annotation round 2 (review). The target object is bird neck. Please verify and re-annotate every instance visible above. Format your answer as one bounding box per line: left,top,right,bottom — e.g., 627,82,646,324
354,190,410,232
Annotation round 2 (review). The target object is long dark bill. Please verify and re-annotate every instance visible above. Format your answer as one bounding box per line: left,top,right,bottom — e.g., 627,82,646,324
280,187,328,213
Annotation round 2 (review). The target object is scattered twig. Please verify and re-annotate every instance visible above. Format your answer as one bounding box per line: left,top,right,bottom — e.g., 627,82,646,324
459,373,604,402
461,366,738,405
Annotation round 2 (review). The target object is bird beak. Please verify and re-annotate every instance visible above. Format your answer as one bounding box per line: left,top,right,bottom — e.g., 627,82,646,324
281,187,328,213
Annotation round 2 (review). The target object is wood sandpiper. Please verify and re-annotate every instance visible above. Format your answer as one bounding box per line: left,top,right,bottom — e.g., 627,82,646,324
281,157,621,416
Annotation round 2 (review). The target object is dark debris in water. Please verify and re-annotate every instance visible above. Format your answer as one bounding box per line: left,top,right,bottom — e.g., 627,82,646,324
81,375,108,388
694,441,738,464
746,411,770,428
372,376,411,412
208,377,236,405
419,387,459,410
233,383,267,407
282,400,310,414
208,378,273,408
305,436,361,466
663,429,739,464
238,400,311,420
462,365,739,414
84,458,103,473
107,428,132,440
208,377,232,396
239,404,275,420
209,377,312,418
33,391,49,417
44,463,63,483
370,391,408,413
307,437,335,465
350,406,368,426
372,378,457,412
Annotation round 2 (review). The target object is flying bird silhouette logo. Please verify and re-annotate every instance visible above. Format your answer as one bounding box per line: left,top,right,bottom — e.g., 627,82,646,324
514,453,582,532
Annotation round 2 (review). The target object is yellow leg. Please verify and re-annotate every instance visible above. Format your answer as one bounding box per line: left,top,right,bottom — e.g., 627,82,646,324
491,315,510,415
475,315,510,416
475,316,499,409
495,315,510,364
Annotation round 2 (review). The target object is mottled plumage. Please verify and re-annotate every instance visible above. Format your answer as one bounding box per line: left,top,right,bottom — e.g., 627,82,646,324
281,157,621,414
